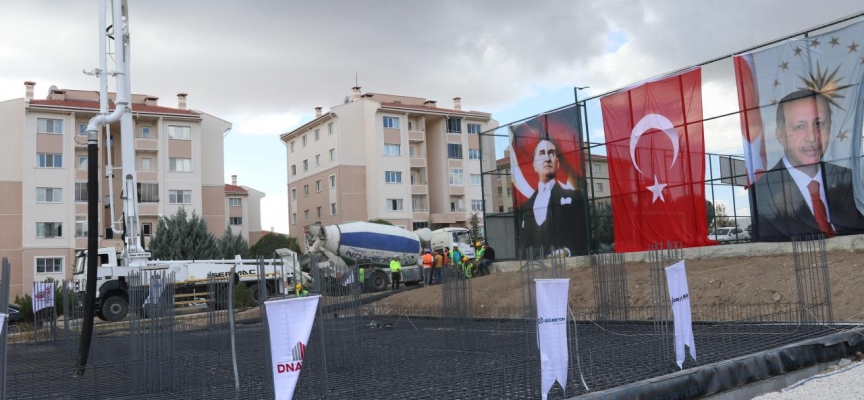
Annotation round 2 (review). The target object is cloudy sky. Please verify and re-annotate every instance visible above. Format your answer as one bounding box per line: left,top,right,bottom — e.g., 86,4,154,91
1,1,861,234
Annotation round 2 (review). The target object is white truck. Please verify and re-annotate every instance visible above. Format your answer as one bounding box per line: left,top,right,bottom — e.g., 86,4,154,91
429,227,476,260
73,247,308,322
304,222,432,292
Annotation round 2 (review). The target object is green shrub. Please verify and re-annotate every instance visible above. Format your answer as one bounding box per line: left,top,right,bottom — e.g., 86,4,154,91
234,283,253,309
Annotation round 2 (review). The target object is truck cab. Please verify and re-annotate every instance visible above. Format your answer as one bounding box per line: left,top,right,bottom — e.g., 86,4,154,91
430,228,475,259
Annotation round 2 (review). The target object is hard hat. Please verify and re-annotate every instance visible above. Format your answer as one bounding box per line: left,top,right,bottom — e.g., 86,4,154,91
462,256,469,262
475,241,481,247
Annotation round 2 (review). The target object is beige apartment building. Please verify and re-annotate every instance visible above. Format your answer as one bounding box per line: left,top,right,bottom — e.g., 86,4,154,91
225,174,265,244
0,82,262,297
280,87,498,232
492,150,610,213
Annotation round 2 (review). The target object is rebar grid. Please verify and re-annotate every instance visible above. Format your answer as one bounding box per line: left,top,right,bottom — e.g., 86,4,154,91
590,252,629,321
791,234,834,324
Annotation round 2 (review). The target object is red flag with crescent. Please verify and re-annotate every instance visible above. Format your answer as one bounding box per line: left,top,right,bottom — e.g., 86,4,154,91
601,68,715,252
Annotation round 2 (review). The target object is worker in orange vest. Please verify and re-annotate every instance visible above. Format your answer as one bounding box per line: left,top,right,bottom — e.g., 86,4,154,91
421,249,434,286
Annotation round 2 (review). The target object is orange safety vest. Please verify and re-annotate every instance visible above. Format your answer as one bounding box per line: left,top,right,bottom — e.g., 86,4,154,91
422,253,433,268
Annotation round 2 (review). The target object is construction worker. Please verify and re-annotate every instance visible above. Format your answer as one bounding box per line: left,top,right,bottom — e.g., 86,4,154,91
294,282,308,297
433,249,444,285
462,256,473,279
389,255,402,290
474,241,485,277
451,246,463,276
359,266,366,292
421,249,434,286
477,243,495,276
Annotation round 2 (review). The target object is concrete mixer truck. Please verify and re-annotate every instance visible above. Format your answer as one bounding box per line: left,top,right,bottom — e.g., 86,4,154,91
304,221,432,292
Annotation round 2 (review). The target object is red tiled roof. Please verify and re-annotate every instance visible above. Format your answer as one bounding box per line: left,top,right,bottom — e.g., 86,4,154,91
379,102,490,117
29,99,198,116
225,184,248,194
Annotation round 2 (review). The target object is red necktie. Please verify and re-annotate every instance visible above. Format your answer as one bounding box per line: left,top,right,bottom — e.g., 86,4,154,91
807,181,836,237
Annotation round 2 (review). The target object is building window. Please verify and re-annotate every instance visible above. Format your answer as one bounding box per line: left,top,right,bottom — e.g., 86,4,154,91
329,175,336,188
446,118,462,133
317,206,323,219
36,222,62,238
471,200,484,212
330,202,337,215
169,158,192,172
141,126,151,139
303,160,308,172
316,180,322,192
291,188,297,200
142,223,153,237
593,164,602,173
37,118,63,134
141,158,151,171
75,215,87,238
329,148,335,161
408,121,414,130
36,153,63,168
303,185,309,196
314,129,320,141
168,190,192,204
78,123,87,135
290,141,296,152
36,257,64,273
447,143,463,159
315,155,321,167
302,135,307,147
328,122,334,135
507,187,511,196
291,165,296,176
36,187,62,203
449,168,464,186
77,156,87,169
230,217,243,225
468,149,480,160
291,213,297,224
467,123,482,134
470,174,482,186
409,147,415,158
137,183,159,203
304,210,310,221
413,222,429,230
383,116,400,129
74,182,88,202
385,171,402,184
384,144,401,156
229,198,242,207
386,198,404,211
595,183,604,193
450,200,464,212
168,125,191,140
499,205,504,212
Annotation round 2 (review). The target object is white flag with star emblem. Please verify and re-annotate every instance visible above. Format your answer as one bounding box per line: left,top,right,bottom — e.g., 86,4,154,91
734,18,864,240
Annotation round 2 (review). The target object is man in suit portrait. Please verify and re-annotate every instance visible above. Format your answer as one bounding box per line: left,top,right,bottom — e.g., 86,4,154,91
754,89,864,241
519,139,587,255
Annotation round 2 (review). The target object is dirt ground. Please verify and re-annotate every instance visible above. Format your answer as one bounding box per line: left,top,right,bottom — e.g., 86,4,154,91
372,249,864,322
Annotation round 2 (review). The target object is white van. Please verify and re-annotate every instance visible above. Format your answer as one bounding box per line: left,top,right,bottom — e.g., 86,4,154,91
430,228,476,259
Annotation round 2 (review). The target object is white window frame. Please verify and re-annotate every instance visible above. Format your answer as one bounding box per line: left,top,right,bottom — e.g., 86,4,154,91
291,188,297,200
141,158,152,171
229,217,243,225
303,160,308,172
471,199,484,212
384,144,401,156
168,190,192,204
291,213,297,224
468,148,480,160
593,164,602,173
77,155,88,169
141,126,152,139
328,122,334,135
303,185,309,196
36,187,63,203
168,125,191,140
467,123,482,134
37,118,63,134
74,182,88,202
447,143,463,159
35,256,64,274
449,168,464,186
470,174,482,186
314,129,320,141
384,171,402,184
302,135,307,147
138,182,159,203
169,157,192,172
595,182,604,192
36,222,62,238
316,206,322,219
329,175,336,188
75,215,87,238
229,198,242,207
329,148,335,161
142,223,153,237
330,202,337,215
36,153,63,168
291,165,296,176
383,116,400,129
78,123,87,136
290,141,296,152
316,180,322,193
386,198,404,211
304,210,310,221
315,154,321,167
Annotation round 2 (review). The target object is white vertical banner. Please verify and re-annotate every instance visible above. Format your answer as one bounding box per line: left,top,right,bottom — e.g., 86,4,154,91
536,278,569,400
32,282,54,314
145,274,165,305
665,260,696,369
265,295,320,400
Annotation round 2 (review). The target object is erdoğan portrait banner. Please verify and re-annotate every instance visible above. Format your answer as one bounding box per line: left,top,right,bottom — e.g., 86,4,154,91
509,106,589,256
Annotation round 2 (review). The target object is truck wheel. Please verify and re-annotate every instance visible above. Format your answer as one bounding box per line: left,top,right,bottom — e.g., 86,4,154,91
96,309,106,321
250,283,268,306
371,271,388,292
100,295,129,322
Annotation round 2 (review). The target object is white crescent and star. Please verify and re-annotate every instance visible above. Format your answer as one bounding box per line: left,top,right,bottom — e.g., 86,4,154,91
629,113,680,203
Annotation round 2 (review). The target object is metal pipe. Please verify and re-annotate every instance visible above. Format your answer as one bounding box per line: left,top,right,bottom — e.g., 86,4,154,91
105,124,120,235
98,0,107,114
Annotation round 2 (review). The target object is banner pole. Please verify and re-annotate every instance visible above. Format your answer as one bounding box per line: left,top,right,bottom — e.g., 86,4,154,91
228,266,240,399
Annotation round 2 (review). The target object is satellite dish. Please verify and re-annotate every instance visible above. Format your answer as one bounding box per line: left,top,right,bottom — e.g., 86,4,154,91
344,95,350,104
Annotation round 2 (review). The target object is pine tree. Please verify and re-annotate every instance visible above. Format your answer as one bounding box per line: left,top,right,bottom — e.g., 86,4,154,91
469,213,484,243
149,207,220,260
219,226,249,259
249,232,303,258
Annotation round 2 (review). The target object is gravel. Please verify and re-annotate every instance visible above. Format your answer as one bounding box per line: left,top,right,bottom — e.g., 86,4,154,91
754,360,864,400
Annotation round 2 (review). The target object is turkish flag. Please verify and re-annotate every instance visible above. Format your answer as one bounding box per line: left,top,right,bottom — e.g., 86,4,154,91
733,54,767,186
601,68,715,253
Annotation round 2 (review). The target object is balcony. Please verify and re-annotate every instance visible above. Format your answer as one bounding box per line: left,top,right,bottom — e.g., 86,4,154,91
136,168,158,181
408,130,425,142
135,138,158,152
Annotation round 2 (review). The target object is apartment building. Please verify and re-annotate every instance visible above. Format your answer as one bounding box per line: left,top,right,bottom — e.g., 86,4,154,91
492,150,610,213
0,81,258,297
280,87,498,231
225,174,265,245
